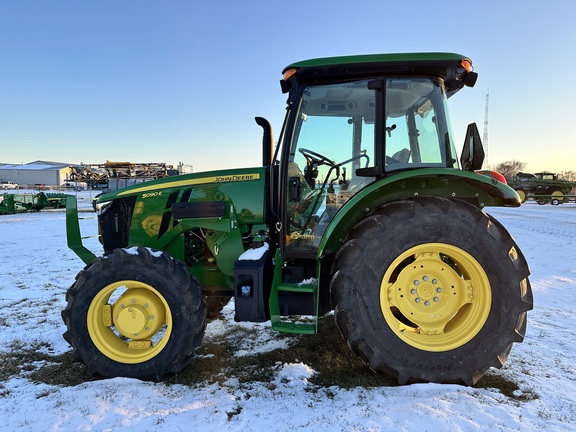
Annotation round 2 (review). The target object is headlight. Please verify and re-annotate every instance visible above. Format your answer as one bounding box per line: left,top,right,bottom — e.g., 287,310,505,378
96,200,113,216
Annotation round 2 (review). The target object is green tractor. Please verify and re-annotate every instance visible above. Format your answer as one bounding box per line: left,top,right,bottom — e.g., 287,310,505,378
511,172,576,204
63,53,532,385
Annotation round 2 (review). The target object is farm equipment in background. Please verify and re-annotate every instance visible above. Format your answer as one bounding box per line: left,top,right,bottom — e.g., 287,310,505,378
511,172,576,205
63,52,532,386
67,162,174,191
45,193,73,209
0,192,75,214
0,192,51,214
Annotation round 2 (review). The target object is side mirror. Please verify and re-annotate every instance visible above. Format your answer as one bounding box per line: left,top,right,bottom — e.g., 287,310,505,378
460,123,484,171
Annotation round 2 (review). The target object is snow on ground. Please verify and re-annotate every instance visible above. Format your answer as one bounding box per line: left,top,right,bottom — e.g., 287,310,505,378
0,191,575,431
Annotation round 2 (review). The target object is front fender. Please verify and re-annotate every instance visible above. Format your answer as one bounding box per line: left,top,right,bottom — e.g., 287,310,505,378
66,195,97,265
318,168,520,257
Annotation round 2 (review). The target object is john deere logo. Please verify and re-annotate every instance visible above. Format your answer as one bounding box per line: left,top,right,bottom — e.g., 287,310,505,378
214,174,261,183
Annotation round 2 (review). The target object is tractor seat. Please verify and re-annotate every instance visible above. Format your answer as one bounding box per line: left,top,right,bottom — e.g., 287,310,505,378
386,148,411,164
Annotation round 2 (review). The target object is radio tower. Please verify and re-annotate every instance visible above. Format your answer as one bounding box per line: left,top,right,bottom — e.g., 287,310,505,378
483,91,489,167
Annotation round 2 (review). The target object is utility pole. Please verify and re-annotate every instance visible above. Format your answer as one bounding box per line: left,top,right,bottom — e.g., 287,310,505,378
483,91,489,168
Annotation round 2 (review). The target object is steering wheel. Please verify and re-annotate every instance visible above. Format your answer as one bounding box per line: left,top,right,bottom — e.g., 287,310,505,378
298,148,337,168
290,148,369,233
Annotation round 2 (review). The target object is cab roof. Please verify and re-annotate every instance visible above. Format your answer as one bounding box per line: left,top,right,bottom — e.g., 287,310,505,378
282,52,475,95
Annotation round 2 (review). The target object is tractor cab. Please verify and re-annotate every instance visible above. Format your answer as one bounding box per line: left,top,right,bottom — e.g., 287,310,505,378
276,53,477,256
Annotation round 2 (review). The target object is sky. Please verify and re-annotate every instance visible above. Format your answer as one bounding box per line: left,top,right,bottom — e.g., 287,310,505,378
0,0,575,173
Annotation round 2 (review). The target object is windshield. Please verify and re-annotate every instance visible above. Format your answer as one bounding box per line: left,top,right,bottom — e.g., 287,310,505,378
284,77,457,254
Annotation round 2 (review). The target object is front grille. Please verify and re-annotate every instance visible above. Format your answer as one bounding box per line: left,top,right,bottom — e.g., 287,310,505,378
98,196,137,252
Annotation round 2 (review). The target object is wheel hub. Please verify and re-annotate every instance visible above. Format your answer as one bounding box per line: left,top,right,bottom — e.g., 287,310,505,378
389,253,472,335
414,277,437,302
112,288,166,340
116,305,147,336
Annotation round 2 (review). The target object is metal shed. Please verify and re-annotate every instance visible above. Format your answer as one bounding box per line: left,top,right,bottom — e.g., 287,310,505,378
0,160,74,188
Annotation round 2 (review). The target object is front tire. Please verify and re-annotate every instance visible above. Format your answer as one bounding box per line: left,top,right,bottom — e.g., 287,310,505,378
330,197,532,385
550,189,564,205
62,247,206,381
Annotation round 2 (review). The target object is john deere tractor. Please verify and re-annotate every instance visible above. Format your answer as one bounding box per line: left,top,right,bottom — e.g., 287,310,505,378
63,53,532,385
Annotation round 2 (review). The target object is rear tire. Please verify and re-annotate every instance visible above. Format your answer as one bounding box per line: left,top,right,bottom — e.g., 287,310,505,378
330,197,532,385
62,247,206,381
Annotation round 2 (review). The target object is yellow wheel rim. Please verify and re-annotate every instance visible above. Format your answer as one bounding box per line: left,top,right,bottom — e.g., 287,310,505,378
551,190,564,197
87,280,172,363
380,243,491,352
516,190,526,203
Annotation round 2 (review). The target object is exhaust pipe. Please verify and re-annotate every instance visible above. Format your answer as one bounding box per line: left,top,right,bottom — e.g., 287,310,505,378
255,117,273,167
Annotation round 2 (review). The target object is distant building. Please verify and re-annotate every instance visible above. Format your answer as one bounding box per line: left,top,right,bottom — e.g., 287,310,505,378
0,160,76,188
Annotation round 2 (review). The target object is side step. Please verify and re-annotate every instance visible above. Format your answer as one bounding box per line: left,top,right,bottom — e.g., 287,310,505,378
269,250,318,334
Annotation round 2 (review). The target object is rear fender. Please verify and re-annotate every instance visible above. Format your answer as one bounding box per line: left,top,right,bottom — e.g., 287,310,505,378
318,168,520,258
